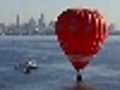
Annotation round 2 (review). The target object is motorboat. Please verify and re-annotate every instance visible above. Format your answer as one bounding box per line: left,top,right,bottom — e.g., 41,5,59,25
14,60,38,74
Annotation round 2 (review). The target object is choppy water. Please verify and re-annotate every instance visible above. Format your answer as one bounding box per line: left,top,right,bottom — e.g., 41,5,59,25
0,35,120,90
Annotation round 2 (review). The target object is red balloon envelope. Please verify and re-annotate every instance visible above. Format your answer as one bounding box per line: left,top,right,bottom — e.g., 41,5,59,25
55,8,109,71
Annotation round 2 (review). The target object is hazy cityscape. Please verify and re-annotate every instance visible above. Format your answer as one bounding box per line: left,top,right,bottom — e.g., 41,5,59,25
109,23,120,35
0,13,55,35
0,13,119,36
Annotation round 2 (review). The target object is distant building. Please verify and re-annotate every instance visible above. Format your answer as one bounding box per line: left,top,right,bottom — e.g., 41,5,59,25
38,13,46,34
45,21,55,35
109,23,120,35
21,23,30,35
0,23,6,35
16,15,20,27
28,18,37,35
16,15,21,35
109,23,117,35
6,24,18,35
109,23,116,32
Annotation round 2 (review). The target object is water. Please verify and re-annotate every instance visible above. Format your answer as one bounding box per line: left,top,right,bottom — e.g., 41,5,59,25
0,35,120,90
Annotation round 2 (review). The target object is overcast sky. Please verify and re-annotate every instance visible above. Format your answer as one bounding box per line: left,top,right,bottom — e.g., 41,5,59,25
0,0,120,28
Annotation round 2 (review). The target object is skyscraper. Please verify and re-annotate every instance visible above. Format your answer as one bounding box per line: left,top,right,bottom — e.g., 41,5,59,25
16,15,21,35
28,18,36,35
16,15,20,27
38,13,46,34
40,13,44,23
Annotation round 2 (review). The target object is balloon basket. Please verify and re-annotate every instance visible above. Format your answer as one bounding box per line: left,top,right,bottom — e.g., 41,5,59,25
76,71,82,82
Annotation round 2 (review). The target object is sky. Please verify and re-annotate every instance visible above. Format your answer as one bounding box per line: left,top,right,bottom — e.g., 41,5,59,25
0,0,120,29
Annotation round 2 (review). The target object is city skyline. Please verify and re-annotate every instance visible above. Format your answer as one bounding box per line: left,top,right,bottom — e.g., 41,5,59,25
0,0,120,29
0,13,119,36
0,13,55,35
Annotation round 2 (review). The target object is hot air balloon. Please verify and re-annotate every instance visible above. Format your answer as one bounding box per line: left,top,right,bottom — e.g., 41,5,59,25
55,8,109,81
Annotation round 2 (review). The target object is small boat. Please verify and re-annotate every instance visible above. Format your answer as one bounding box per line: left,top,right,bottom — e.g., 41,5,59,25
25,60,38,69
14,60,38,74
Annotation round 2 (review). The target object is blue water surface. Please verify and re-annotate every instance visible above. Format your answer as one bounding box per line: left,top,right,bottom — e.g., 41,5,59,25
0,35,120,90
